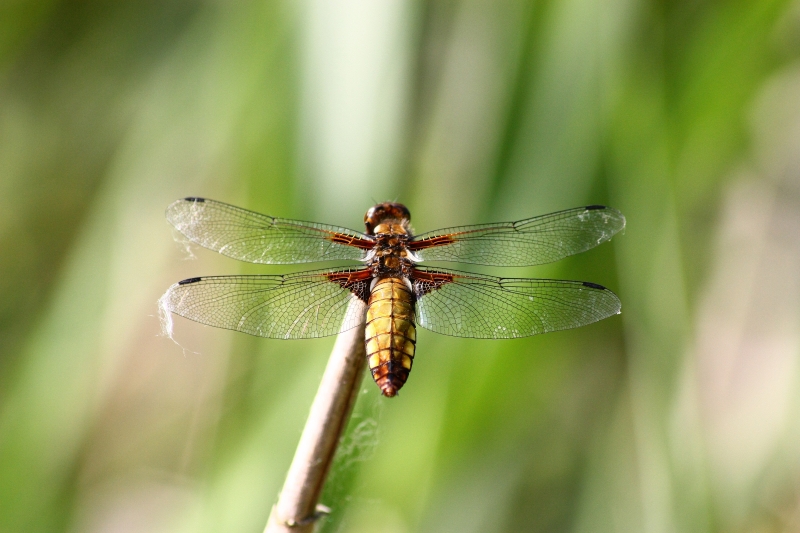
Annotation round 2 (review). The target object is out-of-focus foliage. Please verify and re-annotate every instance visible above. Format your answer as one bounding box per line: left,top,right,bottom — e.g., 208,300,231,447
1,0,800,532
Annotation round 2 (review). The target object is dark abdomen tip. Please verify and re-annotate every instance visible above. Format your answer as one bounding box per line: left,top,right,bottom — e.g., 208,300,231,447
380,383,398,397
372,363,410,397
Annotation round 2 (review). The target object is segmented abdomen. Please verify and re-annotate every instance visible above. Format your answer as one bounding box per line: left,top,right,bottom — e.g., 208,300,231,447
365,277,416,397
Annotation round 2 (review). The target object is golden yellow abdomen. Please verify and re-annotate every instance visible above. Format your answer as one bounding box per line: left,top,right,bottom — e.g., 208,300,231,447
365,277,416,397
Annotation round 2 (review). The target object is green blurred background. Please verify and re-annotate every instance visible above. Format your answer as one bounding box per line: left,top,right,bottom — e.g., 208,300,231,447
2,1,800,532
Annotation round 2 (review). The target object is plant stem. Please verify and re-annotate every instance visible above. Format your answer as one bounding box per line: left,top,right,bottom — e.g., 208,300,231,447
264,320,366,533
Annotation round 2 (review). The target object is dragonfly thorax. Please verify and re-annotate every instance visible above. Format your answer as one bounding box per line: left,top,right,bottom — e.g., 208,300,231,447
369,228,414,276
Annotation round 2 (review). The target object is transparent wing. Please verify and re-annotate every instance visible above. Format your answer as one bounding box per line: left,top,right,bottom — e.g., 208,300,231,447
412,267,621,339
161,268,370,339
166,197,374,264
408,205,625,266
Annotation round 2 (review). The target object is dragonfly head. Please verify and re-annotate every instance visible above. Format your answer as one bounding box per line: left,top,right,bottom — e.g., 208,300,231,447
364,202,411,235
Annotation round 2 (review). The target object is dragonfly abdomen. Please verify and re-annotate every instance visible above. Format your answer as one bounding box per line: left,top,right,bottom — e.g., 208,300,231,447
365,277,416,397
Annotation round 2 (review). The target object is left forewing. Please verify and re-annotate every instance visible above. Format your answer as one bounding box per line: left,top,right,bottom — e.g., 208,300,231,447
166,198,373,264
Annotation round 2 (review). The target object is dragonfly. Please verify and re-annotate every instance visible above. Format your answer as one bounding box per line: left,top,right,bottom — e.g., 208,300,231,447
161,198,625,397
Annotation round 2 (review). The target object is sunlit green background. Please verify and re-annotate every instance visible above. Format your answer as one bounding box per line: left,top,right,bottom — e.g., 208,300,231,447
2,1,800,532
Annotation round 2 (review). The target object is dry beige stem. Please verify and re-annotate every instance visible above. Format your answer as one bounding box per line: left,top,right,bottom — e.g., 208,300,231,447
264,319,367,533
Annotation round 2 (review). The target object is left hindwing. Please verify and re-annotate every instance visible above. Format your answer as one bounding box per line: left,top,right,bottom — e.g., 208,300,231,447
162,268,371,339
412,267,621,339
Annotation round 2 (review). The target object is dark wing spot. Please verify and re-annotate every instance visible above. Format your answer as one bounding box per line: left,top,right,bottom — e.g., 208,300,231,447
412,270,455,297
585,205,606,211
178,277,203,285
326,270,373,302
183,197,205,203
582,281,606,290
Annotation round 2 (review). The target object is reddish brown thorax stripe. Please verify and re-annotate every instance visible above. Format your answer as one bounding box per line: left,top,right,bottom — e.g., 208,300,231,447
326,269,372,286
407,234,456,250
327,232,374,249
365,277,416,397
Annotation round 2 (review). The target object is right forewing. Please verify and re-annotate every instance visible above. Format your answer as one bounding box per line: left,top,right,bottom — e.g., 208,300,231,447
409,205,625,266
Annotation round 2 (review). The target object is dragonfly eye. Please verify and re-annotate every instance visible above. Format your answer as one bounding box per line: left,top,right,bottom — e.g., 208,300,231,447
364,202,411,235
